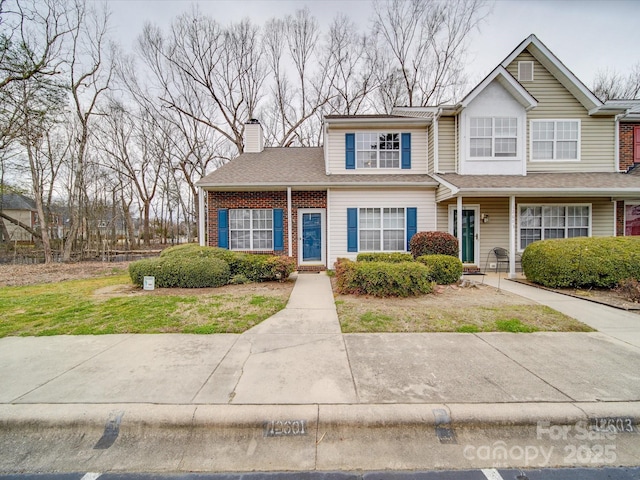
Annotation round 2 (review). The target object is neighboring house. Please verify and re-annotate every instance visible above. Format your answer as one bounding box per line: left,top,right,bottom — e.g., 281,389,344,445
0,193,37,242
605,99,640,236
197,35,640,277
0,193,65,243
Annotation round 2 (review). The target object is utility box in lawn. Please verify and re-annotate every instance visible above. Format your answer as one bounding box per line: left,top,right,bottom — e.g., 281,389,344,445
143,276,155,291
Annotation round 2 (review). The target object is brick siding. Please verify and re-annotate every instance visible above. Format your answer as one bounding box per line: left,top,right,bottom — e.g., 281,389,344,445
616,200,625,236
620,123,635,171
207,190,327,269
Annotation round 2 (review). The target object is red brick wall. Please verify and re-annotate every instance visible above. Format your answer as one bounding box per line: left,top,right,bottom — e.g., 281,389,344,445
620,123,634,171
207,190,327,268
616,201,625,236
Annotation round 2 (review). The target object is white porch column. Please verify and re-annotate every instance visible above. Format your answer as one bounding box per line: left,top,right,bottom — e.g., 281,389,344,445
287,187,293,257
456,195,463,262
198,187,206,247
509,195,516,278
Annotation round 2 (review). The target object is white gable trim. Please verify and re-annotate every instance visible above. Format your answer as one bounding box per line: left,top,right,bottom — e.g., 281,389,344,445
501,34,602,112
460,66,537,111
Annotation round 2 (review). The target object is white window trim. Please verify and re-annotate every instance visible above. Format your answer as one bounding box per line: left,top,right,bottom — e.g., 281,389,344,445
357,207,407,252
355,132,402,170
229,208,274,251
517,203,592,251
518,61,534,82
468,116,519,161
529,119,581,162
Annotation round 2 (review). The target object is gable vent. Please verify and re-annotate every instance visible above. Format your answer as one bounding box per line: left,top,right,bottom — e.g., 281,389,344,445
518,61,534,82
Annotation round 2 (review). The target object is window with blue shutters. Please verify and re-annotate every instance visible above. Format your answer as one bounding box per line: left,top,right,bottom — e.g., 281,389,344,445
347,207,417,252
346,132,411,169
225,209,283,251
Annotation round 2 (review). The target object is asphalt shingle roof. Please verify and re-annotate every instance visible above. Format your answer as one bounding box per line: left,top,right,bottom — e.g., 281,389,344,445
436,172,640,192
197,147,438,188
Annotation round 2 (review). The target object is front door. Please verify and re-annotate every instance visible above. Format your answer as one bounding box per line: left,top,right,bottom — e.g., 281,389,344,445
452,207,478,264
299,209,326,265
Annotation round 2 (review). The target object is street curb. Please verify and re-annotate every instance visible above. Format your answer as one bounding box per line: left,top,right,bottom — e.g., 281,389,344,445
2,402,639,430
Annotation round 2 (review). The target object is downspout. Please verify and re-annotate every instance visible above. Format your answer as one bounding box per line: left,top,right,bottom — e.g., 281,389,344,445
509,195,516,278
327,189,331,269
457,196,463,263
287,187,293,258
323,120,330,175
198,187,206,246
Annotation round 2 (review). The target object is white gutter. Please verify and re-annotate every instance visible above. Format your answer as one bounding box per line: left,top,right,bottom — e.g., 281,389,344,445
198,187,206,246
326,189,331,269
430,174,460,195
287,187,292,257
323,120,330,175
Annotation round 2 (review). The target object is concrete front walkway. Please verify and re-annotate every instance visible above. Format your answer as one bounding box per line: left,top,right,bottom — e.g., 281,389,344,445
481,272,640,349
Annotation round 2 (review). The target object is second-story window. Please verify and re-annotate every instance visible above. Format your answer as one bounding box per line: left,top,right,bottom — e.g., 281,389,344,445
470,117,517,158
356,133,400,168
531,120,580,161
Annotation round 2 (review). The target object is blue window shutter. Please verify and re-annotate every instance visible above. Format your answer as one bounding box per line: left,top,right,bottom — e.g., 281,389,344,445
347,208,358,252
406,207,417,251
401,133,411,169
218,209,229,249
273,209,284,252
345,133,356,169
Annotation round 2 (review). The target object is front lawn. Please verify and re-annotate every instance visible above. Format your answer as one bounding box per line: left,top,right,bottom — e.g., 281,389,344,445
335,282,594,333
0,274,293,337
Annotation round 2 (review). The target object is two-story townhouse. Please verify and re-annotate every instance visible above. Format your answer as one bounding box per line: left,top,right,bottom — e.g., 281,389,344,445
196,34,640,277
196,116,438,271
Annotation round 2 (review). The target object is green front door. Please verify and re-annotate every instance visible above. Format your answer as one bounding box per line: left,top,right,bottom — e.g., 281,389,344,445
453,209,475,263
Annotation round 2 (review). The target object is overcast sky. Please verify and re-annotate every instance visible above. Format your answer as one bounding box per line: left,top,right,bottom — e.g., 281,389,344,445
105,0,640,92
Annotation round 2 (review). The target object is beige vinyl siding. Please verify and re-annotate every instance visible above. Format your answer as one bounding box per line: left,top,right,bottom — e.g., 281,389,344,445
328,188,437,267
435,184,454,203
437,116,456,173
326,126,429,174
437,198,509,266
506,51,616,173
437,197,615,266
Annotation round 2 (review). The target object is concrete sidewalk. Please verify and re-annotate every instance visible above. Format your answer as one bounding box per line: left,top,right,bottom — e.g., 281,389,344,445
1,272,640,472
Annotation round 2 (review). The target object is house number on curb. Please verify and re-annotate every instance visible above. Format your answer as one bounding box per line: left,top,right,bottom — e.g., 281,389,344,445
263,420,307,437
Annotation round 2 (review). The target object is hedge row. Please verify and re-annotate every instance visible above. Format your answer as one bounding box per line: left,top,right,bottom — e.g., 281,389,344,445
335,258,433,297
522,237,640,288
130,245,296,288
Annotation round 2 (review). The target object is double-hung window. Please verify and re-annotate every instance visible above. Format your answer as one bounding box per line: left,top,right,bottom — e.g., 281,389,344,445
519,205,590,249
531,120,580,160
470,117,517,158
229,209,273,250
359,208,405,251
356,133,400,168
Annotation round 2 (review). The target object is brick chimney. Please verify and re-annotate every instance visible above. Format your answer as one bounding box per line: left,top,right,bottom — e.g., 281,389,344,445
244,119,264,153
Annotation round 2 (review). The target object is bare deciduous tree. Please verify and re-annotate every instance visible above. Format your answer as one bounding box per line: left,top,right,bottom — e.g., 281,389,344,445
372,0,486,111
593,63,640,101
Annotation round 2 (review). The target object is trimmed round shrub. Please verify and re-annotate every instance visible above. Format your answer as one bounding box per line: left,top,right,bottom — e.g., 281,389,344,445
521,236,640,288
335,258,433,297
357,252,414,263
129,256,230,288
417,254,463,285
410,231,459,258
